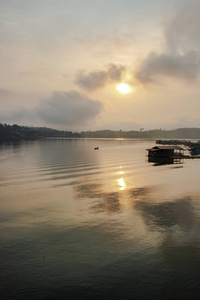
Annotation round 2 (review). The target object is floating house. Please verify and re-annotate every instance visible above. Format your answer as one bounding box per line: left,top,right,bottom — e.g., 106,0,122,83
147,146,184,158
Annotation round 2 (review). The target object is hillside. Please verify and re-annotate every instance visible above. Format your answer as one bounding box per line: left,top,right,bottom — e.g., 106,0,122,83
0,123,80,141
1,123,200,141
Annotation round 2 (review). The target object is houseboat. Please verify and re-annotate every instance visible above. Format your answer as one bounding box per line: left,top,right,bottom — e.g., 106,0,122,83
147,146,184,158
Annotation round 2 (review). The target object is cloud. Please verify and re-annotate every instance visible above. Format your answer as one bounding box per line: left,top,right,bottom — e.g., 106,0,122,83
8,108,33,121
135,3,200,84
36,91,103,126
0,88,13,97
74,4,200,89
164,2,200,52
136,51,200,83
0,91,103,127
74,63,126,91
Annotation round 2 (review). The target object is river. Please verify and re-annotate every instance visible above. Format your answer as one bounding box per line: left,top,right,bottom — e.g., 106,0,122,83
1,138,200,299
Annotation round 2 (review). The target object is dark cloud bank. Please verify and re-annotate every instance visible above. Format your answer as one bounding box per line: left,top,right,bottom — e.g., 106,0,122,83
136,4,200,84
136,51,200,83
75,63,126,91
36,91,102,126
1,91,103,127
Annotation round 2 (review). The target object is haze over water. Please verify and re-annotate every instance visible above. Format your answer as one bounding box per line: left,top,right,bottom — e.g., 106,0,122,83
1,138,200,300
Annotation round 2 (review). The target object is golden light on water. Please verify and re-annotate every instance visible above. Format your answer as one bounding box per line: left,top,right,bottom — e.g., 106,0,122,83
118,177,126,190
118,171,124,175
117,168,126,190
116,83,131,94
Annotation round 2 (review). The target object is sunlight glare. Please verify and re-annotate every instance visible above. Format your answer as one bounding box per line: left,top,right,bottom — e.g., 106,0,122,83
116,83,131,94
118,177,126,190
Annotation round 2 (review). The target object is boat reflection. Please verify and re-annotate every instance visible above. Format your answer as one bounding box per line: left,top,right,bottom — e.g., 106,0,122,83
148,156,184,166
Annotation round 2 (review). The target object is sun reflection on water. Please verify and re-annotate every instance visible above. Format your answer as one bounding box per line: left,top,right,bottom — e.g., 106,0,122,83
118,177,126,190
117,167,126,190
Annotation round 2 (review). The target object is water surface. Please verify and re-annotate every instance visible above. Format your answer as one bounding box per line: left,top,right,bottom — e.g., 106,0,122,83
1,139,200,299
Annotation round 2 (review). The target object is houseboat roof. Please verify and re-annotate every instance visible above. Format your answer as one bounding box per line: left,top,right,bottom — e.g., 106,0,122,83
147,146,184,151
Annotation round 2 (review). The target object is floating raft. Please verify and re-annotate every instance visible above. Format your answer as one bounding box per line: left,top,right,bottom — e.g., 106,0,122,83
172,155,200,159
156,140,200,157
156,139,200,147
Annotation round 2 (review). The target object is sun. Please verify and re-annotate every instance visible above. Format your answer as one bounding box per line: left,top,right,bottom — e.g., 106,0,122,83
116,83,131,94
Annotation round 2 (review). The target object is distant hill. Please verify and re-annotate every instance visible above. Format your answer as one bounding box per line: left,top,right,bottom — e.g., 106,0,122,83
0,123,80,141
80,128,200,139
1,123,200,141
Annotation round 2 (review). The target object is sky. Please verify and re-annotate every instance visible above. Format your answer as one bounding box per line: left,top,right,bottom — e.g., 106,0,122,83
0,0,200,131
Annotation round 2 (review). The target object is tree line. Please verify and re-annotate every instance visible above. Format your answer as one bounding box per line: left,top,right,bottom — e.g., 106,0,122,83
1,123,200,141
0,123,80,141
